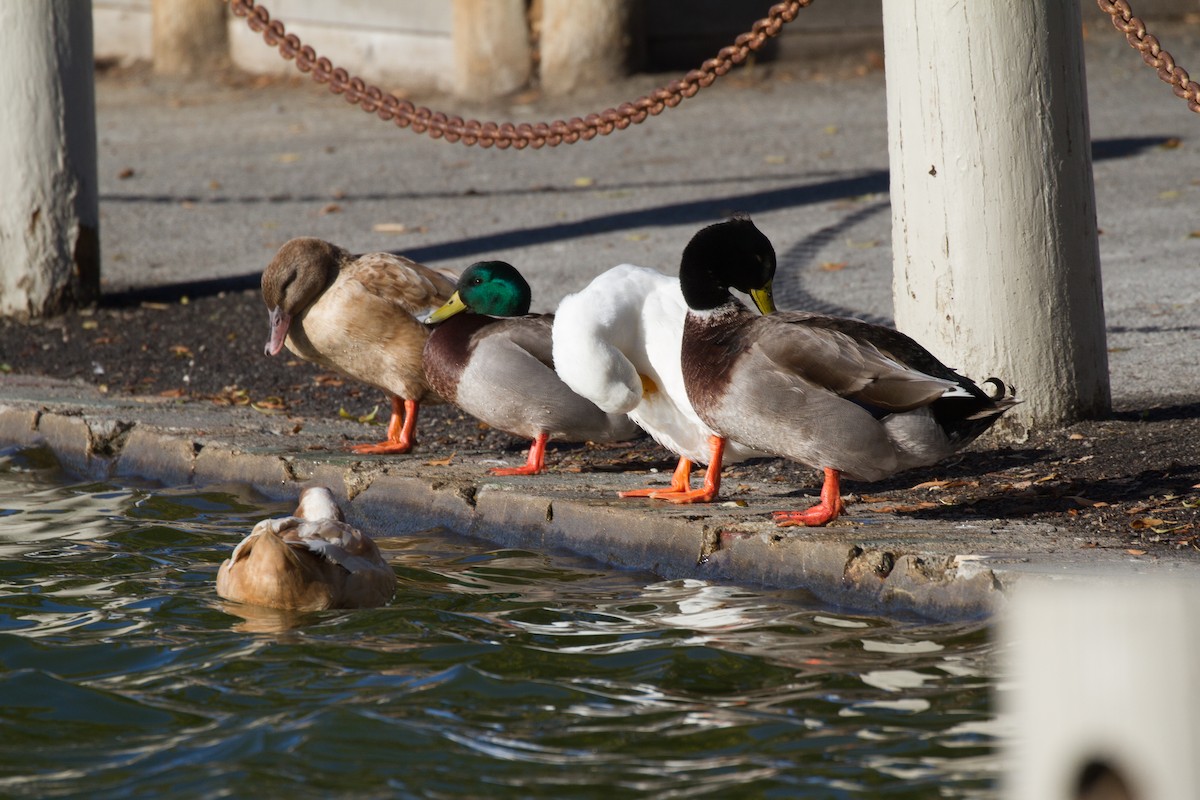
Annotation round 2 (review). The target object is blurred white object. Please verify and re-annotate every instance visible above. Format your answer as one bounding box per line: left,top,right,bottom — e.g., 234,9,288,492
1002,580,1200,800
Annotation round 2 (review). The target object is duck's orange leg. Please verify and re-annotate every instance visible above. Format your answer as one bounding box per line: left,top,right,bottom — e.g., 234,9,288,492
619,457,694,498
351,396,418,455
772,467,846,527
655,436,725,504
490,432,548,476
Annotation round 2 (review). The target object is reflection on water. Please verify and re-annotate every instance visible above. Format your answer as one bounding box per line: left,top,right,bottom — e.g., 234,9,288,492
0,446,1002,798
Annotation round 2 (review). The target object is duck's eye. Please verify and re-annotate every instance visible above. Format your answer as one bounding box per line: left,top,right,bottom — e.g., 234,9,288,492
471,277,483,285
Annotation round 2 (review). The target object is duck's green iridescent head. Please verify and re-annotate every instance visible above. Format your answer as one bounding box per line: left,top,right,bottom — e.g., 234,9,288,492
427,261,532,323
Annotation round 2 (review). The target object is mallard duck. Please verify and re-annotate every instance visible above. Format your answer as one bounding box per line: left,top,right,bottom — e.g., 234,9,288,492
261,237,457,454
677,216,1020,527
216,486,396,610
552,264,768,503
423,261,640,476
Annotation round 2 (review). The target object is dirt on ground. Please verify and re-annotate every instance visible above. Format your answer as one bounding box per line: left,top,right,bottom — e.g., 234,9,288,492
1,287,1197,553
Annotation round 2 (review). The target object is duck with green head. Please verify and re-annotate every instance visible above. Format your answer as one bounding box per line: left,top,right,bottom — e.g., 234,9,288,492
677,215,1020,527
423,261,640,476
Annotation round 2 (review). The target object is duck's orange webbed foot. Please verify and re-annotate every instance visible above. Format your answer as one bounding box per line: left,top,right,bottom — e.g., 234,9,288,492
619,457,693,499
350,397,418,455
772,468,845,527
651,436,725,505
489,432,548,477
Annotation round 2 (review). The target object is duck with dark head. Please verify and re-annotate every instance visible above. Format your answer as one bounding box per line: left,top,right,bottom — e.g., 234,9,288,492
677,215,1020,527
423,261,639,476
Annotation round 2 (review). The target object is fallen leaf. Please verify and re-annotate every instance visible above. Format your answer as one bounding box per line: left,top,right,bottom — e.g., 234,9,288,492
870,502,938,513
117,167,135,180
572,177,594,188
1067,496,1108,508
1159,189,1180,201
1161,137,1182,149
1130,517,1168,529
319,203,342,215
141,302,170,311
820,261,848,272
625,233,649,242
1189,231,1200,239
159,388,186,398
1125,549,1147,556
910,478,975,491
373,222,409,233
81,320,99,330
314,374,344,387
252,397,287,411
426,453,456,466
275,153,301,164
339,405,382,425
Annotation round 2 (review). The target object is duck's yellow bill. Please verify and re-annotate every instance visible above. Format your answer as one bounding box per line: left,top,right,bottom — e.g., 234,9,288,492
426,291,468,324
750,284,776,315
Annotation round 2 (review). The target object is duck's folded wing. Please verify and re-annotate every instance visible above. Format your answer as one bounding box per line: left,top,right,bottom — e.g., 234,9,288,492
757,313,959,413
348,253,457,312
292,519,389,575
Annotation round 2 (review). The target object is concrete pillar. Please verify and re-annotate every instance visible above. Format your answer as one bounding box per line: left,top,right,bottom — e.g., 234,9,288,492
151,0,229,76
0,1,99,318
451,0,532,99
540,0,638,95
1002,580,1200,799
883,0,1110,435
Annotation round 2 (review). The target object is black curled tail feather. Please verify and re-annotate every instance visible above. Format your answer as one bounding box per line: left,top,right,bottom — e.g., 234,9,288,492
934,376,1022,446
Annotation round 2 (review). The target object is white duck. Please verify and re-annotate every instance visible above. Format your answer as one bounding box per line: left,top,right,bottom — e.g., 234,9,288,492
552,264,767,502
216,486,396,611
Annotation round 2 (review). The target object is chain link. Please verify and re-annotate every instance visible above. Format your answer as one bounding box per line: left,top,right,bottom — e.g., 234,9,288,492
1097,0,1200,113
225,0,809,149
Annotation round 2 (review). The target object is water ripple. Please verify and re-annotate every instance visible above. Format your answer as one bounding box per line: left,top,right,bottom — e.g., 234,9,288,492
0,459,1001,798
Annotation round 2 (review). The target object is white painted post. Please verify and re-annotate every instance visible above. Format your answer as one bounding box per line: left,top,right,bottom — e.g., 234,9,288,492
451,0,532,100
0,1,99,318
1002,581,1200,799
883,1,1110,434
151,0,228,76
540,0,637,95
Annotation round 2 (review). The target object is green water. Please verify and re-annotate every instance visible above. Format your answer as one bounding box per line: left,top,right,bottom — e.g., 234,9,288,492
0,446,1002,798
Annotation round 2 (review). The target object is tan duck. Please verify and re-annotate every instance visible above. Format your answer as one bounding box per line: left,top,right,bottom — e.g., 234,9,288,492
423,261,640,475
216,486,396,611
261,237,457,454
677,216,1020,527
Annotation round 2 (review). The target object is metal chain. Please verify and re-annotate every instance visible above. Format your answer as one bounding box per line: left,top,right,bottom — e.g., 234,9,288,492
225,0,808,148
1097,0,1200,113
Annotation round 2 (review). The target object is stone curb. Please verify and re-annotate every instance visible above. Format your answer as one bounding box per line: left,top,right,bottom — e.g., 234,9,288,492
3,398,1194,622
